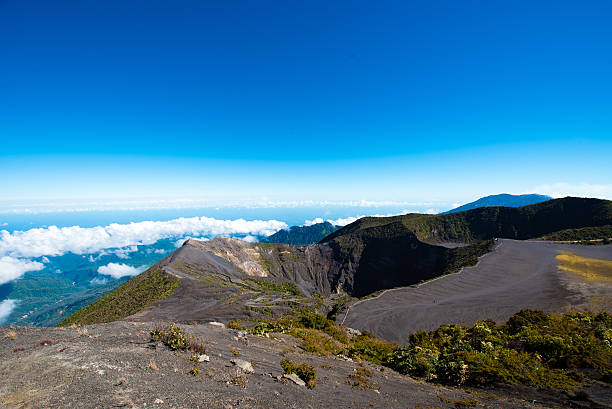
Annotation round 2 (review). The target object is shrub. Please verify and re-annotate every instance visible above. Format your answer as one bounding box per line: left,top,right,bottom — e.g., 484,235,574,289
4,331,17,340
387,310,611,390
227,320,246,330
346,333,397,365
298,310,327,330
280,359,317,388
150,324,206,354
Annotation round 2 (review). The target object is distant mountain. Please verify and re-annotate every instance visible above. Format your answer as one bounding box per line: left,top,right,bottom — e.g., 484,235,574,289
261,221,340,245
442,193,552,214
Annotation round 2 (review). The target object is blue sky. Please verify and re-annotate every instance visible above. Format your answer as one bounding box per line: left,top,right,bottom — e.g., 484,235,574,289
1,0,611,205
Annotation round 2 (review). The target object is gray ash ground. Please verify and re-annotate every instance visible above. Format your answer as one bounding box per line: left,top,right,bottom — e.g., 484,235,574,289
3,321,607,409
342,239,612,345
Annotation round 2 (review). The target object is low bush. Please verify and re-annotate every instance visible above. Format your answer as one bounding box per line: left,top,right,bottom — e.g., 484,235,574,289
150,324,206,354
280,359,317,388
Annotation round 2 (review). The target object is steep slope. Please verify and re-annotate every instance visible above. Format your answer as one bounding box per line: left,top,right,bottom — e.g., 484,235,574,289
442,193,552,213
261,222,340,245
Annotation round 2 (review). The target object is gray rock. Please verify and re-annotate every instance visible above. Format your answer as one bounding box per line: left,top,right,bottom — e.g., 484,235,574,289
283,373,305,387
230,358,253,373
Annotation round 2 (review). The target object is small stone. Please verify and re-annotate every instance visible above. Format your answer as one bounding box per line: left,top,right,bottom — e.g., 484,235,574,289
198,354,210,362
230,358,253,373
283,373,306,387
345,327,362,338
154,398,164,404
208,321,226,328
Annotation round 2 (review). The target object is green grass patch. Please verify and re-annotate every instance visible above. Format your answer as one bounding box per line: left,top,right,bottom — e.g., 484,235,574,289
57,268,180,327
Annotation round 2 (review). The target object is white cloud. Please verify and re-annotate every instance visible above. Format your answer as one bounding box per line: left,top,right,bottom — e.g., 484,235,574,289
303,218,325,226
0,299,18,324
97,263,146,279
0,256,44,285
529,183,612,200
90,277,108,285
0,216,287,259
303,210,413,227
329,216,362,226
0,222,7,227
303,216,360,226
241,235,258,243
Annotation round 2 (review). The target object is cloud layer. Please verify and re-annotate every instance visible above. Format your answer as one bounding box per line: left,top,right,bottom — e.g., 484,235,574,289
0,256,44,285
0,299,18,324
0,216,287,259
97,263,146,279
530,183,612,200
303,210,415,227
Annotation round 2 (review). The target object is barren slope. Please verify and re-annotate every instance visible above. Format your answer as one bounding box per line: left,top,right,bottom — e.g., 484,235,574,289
341,239,612,345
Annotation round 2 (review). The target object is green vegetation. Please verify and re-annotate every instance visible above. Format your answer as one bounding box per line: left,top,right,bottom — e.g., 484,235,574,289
57,268,180,327
150,324,207,354
542,225,612,244
244,277,303,296
262,222,340,245
442,240,494,276
386,310,611,389
251,309,612,391
280,359,317,388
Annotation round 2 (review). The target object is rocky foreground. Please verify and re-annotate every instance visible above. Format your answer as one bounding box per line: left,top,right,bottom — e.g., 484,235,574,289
2,321,610,409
